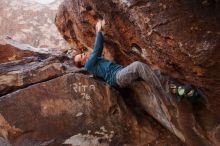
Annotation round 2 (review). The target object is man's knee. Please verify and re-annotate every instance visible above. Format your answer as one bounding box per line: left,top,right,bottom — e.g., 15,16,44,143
132,61,144,68
132,61,152,74
132,61,142,65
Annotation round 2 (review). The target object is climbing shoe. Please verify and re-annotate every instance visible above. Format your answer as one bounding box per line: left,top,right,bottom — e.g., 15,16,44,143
169,83,199,102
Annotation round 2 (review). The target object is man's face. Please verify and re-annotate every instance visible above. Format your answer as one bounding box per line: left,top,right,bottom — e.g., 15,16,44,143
74,53,89,66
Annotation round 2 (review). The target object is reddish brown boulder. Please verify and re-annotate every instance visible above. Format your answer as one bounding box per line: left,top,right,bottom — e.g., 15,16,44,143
0,73,183,146
0,36,64,63
55,0,220,145
0,56,67,96
0,36,45,63
122,79,219,146
0,36,67,96
0,37,183,145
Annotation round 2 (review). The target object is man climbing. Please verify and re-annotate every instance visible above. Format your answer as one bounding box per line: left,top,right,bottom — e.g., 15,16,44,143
74,20,201,102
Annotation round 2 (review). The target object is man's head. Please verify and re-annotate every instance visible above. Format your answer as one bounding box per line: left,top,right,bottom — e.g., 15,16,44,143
73,52,89,68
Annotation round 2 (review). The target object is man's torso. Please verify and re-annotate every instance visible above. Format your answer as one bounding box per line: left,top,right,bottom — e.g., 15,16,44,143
84,57,123,86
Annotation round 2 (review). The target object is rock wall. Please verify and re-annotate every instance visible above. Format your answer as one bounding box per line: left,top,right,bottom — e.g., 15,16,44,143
55,0,220,145
0,39,183,145
0,37,39,64
0,0,219,145
0,73,183,146
0,36,65,95
0,0,70,51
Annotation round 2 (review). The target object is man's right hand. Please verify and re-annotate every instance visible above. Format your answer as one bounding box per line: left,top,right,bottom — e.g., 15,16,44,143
96,19,105,32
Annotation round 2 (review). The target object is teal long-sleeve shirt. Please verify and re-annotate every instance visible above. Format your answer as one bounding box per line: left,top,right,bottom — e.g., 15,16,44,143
84,32,123,86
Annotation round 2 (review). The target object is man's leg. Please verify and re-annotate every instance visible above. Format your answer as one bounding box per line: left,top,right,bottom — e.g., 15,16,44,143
116,61,162,89
116,61,140,88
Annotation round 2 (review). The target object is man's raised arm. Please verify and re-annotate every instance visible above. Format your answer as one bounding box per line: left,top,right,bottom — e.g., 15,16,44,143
84,31,103,70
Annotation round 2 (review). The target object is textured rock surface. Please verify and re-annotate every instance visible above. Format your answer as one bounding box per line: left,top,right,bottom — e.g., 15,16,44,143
55,0,220,145
0,0,70,51
0,56,66,96
122,79,219,146
0,37,46,63
0,39,183,145
0,73,183,146
0,36,67,96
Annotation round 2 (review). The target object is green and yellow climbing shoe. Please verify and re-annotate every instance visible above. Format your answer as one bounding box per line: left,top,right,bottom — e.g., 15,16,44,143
169,83,199,101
